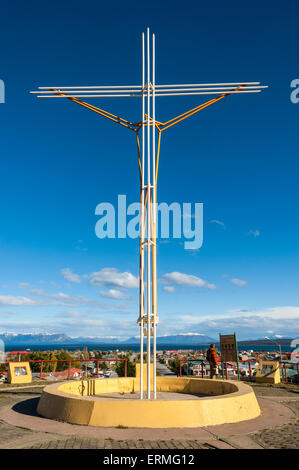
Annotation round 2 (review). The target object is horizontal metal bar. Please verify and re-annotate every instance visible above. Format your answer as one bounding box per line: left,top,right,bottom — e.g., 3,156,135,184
31,89,143,94
155,90,263,96
38,85,143,89
31,85,267,95
35,89,263,98
37,82,261,90
36,94,143,98
156,86,267,92
155,82,261,87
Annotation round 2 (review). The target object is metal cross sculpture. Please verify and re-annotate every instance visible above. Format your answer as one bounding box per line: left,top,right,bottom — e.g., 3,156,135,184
31,28,267,400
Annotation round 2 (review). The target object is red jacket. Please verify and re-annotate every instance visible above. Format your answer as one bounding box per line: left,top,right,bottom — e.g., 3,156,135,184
207,347,218,365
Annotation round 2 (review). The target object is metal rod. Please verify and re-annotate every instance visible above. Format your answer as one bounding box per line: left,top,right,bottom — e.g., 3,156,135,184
146,27,151,400
152,32,157,400
37,82,260,90
151,90,263,96
35,90,263,98
155,86,267,92
155,82,261,87
31,89,143,94
38,85,143,89
140,31,145,400
32,86,267,94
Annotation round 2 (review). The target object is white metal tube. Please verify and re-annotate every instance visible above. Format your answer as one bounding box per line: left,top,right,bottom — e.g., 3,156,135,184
152,90,263,96
155,82,261,87
155,86,267,92
32,89,143,94
152,32,157,400
146,27,151,400
37,82,260,90
35,90,263,98
32,86,266,94
38,85,143,89
140,31,145,401
36,93,144,98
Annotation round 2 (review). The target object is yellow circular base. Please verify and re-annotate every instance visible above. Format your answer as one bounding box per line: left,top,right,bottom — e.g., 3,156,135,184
37,377,260,428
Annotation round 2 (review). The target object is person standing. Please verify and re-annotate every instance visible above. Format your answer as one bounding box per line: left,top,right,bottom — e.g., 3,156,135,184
206,344,218,379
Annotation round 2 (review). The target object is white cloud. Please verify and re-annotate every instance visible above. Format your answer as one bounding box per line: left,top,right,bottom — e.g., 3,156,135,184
60,268,81,284
163,286,176,293
31,289,71,300
248,229,260,238
99,289,131,300
29,289,109,308
90,268,138,289
1,305,298,339
56,310,84,318
178,306,299,323
0,296,37,306
18,282,30,289
162,272,216,290
231,278,248,287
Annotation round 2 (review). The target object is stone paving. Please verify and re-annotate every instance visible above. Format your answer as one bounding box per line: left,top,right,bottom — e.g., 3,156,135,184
0,382,298,449
249,398,299,449
21,438,211,450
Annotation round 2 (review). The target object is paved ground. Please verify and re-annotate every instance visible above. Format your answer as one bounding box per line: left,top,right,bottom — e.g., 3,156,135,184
0,382,297,449
156,363,176,376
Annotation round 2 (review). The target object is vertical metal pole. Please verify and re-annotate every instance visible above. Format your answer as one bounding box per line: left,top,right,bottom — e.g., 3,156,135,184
140,31,145,400
234,332,240,381
152,32,157,400
146,27,151,400
96,359,99,378
68,360,71,380
40,360,43,380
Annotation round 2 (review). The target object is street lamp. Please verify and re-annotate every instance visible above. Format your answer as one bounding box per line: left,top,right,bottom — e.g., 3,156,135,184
265,336,282,362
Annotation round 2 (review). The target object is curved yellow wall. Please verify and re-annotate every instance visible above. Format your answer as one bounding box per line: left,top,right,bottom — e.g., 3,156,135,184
37,377,260,428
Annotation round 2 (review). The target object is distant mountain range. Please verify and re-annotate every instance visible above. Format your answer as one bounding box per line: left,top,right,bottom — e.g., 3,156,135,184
0,333,294,348
0,332,215,347
0,333,73,346
125,333,215,345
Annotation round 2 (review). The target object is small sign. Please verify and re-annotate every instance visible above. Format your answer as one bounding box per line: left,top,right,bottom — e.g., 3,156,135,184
7,362,32,384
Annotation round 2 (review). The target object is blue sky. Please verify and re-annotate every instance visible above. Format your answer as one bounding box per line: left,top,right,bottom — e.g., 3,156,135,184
0,0,298,340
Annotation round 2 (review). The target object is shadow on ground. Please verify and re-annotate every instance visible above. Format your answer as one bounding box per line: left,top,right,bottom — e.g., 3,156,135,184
12,398,40,417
